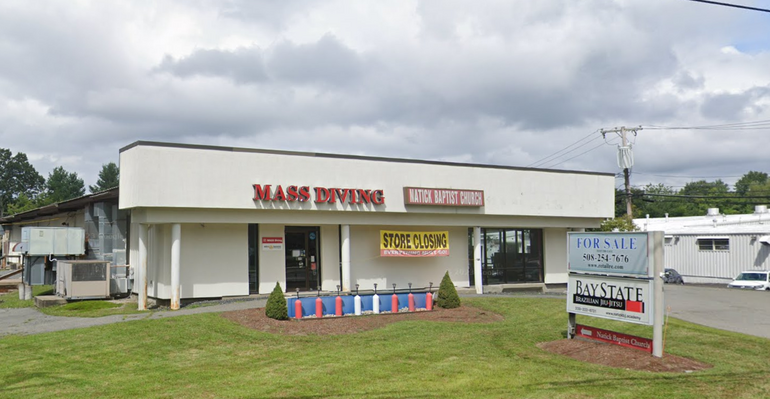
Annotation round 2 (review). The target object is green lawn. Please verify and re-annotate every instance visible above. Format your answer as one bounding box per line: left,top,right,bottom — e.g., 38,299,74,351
0,286,141,317
0,285,53,308
1,297,768,398
37,300,142,318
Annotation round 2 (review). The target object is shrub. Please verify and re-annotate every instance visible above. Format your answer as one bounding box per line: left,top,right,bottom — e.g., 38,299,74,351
265,282,289,320
436,271,461,309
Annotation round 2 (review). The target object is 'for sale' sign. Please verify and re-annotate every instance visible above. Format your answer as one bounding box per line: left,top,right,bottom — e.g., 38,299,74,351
567,274,653,326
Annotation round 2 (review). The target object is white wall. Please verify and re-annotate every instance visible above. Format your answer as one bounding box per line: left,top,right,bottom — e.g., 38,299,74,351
258,224,286,294
320,225,341,292
180,223,248,298
147,224,170,298
120,143,614,220
543,228,569,284
145,223,248,299
665,234,770,284
348,225,470,290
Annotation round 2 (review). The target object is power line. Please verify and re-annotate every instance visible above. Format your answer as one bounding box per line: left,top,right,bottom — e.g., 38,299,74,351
526,130,601,168
645,119,770,131
539,137,617,169
633,171,745,179
685,0,770,13
640,193,770,199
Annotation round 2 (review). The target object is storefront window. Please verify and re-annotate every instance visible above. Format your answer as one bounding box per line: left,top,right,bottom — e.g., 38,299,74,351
476,228,543,285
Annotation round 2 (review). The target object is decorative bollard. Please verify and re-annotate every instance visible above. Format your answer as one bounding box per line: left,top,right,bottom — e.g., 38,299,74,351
294,288,302,320
315,288,323,318
335,285,343,316
372,283,380,314
408,283,415,312
354,284,362,316
426,282,433,311
391,283,398,313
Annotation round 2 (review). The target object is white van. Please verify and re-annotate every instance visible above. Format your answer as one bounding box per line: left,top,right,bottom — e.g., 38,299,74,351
727,271,770,290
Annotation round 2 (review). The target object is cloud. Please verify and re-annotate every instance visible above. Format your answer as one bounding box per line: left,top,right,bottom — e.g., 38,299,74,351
700,86,770,120
0,0,768,192
156,48,268,83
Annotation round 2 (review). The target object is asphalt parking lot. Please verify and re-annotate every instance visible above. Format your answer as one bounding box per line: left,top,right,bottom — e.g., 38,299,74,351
664,283,770,339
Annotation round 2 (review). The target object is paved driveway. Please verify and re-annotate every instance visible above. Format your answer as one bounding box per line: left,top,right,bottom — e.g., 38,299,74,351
0,298,267,337
664,284,770,339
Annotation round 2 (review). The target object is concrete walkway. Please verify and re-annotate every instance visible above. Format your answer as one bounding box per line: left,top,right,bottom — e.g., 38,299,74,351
0,297,268,337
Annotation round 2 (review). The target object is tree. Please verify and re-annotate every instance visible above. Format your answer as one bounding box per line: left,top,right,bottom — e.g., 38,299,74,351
265,282,289,320
435,271,461,309
45,166,85,203
734,171,769,213
679,179,736,215
598,216,639,232
746,180,770,209
6,194,38,215
0,148,45,217
734,171,768,196
614,187,643,218
89,162,120,193
636,183,687,218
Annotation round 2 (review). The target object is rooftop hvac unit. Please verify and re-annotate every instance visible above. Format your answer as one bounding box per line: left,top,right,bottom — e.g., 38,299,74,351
56,260,111,300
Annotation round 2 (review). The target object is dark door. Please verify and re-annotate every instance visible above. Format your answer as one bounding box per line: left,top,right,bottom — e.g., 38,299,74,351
481,228,543,285
248,224,259,294
285,227,321,292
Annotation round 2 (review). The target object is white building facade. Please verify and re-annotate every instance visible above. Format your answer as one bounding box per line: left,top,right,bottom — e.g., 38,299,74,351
635,206,770,284
119,142,615,308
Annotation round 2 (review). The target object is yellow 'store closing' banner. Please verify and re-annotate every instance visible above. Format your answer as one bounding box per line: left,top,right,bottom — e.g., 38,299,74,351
380,230,450,257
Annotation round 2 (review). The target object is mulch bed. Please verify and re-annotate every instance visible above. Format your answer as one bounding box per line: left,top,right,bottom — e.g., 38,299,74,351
222,305,503,336
538,339,712,373
222,305,712,373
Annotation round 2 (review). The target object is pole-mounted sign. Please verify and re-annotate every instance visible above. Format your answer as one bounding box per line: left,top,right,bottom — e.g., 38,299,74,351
566,231,665,357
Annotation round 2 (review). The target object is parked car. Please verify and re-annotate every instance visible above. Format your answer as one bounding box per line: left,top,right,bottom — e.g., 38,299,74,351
663,268,685,284
727,271,770,290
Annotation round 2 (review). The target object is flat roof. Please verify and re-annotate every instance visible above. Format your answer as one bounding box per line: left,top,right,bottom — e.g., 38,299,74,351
120,141,615,177
0,187,119,225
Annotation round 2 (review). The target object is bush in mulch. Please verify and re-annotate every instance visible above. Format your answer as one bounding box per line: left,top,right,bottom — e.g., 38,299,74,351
435,271,461,309
265,282,289,320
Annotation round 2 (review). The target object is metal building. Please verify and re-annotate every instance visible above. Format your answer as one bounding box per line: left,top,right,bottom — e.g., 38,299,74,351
634,206,770,284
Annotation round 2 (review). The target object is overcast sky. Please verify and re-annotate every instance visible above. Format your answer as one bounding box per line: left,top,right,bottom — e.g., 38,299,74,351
1,0,769,193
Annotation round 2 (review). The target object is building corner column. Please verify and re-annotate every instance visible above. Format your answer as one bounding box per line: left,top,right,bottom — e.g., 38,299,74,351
138,224,149,310
171,223,181,310
473,227,483,294
341,224,351,292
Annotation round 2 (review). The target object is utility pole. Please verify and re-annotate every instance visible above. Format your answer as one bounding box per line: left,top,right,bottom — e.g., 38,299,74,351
601,126,642,218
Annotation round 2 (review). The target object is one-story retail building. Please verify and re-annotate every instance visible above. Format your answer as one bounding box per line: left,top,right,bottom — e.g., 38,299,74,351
119,141,615,309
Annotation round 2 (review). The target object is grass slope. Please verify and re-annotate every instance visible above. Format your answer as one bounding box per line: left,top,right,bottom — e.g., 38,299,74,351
0,297,768,398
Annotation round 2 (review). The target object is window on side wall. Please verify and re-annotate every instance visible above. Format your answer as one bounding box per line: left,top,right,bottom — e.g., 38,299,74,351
696,238,729,251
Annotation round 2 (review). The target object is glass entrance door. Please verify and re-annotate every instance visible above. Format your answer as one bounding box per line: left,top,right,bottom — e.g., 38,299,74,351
480,228,543,284
285,226,321,292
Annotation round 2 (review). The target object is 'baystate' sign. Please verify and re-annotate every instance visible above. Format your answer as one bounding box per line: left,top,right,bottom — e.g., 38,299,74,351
567,274,653,326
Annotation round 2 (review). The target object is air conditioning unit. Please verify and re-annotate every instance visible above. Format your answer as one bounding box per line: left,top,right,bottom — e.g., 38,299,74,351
110,265,131,298
56,260,111,300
